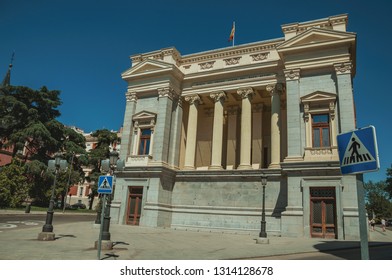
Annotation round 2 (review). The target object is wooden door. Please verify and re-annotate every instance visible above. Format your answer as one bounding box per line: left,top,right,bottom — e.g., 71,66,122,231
126,186,143,225
310,187,337,239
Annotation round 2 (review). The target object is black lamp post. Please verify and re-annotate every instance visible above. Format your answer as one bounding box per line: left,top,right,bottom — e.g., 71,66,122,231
101,150,119,241
259,174,268,238
38,152,67,241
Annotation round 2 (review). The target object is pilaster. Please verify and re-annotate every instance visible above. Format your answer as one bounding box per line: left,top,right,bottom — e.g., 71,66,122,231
119,91,137,162
267,83,282,169
283,69,304,162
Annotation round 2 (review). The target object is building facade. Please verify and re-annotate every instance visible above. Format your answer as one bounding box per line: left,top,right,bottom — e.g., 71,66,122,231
112,14,361,239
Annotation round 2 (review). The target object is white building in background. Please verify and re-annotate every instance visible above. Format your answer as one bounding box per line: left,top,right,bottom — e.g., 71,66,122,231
112,14,362,240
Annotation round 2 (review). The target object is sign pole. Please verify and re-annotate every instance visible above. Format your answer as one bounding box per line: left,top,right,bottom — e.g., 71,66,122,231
356,174,369,260
97,194,107,260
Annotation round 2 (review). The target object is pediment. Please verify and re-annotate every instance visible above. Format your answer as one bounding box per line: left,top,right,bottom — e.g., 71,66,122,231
278,27,356,50
301,91,337,103
132,110,157,121
122,59,175,77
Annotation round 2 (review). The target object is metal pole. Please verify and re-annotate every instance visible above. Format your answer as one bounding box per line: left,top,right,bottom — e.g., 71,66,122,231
97,194,106,260
101,168,113,240
259,183,267,238
356,174,369,260
42,168,58,233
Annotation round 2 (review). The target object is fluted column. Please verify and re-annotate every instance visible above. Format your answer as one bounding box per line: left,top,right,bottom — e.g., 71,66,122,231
267,84,282,169
184,95,201,170
237,87,254,170
209,91,226,170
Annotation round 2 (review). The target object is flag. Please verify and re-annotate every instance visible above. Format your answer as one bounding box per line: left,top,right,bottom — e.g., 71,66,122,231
228,22,235,42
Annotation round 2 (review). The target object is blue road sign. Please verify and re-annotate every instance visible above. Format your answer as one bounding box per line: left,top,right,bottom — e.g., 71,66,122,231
97,175,113,194
337,126,380,175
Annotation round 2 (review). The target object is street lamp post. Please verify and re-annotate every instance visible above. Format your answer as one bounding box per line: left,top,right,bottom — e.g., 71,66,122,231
101,150,119,242
38,153,67,241
256,174,269,244
259,174,268,238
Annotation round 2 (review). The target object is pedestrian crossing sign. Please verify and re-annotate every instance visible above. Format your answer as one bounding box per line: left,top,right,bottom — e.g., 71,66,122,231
97,175,113,194
337,126,380,175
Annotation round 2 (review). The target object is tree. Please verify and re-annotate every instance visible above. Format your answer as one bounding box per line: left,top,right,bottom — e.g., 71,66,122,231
0,159,30,208
385,164,392,199
85,129,119,209
0,85,88,207
0,86,62,161
364,180,392,219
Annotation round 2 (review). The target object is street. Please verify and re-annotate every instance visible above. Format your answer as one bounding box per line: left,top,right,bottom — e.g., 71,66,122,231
0,212,96,232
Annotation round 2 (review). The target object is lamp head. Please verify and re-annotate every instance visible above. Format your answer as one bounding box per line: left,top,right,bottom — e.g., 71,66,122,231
261,174,268,186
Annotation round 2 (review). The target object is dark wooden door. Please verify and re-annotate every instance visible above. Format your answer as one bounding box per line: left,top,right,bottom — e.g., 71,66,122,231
310,187,337,239
126,186,143,225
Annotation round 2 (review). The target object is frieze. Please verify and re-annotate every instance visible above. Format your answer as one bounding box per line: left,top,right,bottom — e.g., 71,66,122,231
199,61,215,70
224,57,241,65
250,52,269,61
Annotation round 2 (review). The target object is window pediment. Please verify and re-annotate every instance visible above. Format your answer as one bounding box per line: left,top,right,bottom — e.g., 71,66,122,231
301,91,336,104
132,111,156,127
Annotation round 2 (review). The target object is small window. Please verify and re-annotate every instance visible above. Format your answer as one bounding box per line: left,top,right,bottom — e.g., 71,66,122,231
312,114,330,148
138,128,151,155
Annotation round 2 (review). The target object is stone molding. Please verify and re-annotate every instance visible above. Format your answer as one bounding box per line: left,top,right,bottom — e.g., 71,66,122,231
158,86,178,99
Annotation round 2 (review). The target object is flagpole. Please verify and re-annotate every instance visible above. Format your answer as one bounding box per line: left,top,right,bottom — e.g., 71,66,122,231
233,21,235,47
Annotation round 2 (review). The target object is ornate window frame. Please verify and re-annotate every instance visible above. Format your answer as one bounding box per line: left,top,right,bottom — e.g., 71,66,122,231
130,111,156,163
301,91,338,160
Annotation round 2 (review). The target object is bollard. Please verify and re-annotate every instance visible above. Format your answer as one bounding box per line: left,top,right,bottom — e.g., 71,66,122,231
25,203,31,213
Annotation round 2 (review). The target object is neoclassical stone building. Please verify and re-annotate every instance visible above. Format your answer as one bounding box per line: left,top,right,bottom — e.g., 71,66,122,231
112,14,361,239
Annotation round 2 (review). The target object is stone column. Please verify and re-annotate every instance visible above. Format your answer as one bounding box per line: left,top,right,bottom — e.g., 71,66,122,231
267,84,282,169
284,69,303,161
119,92,137,162
237,87,254,170
226,106,239,169
209,91,226,170
252,103,263,169
334,62,355,132
152,87,175,164
184,95,201,170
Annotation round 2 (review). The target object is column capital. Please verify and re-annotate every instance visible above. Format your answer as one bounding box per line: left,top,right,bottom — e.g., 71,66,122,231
266,83,283,96
158,86,178,99
184,94,201,105
284,69,301,80
334,62,352,75
237,87,255,99
210,91,227,102
125,91,137,102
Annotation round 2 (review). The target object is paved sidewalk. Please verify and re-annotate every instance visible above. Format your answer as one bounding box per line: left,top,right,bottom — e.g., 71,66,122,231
0,210,391,260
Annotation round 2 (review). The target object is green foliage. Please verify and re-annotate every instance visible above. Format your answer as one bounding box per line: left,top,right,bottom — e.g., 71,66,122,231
385,164,392,199
0,160,30,208
364,180,392,218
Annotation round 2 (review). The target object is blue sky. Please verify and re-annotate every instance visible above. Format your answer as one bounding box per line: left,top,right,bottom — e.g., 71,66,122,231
1,0,391,182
